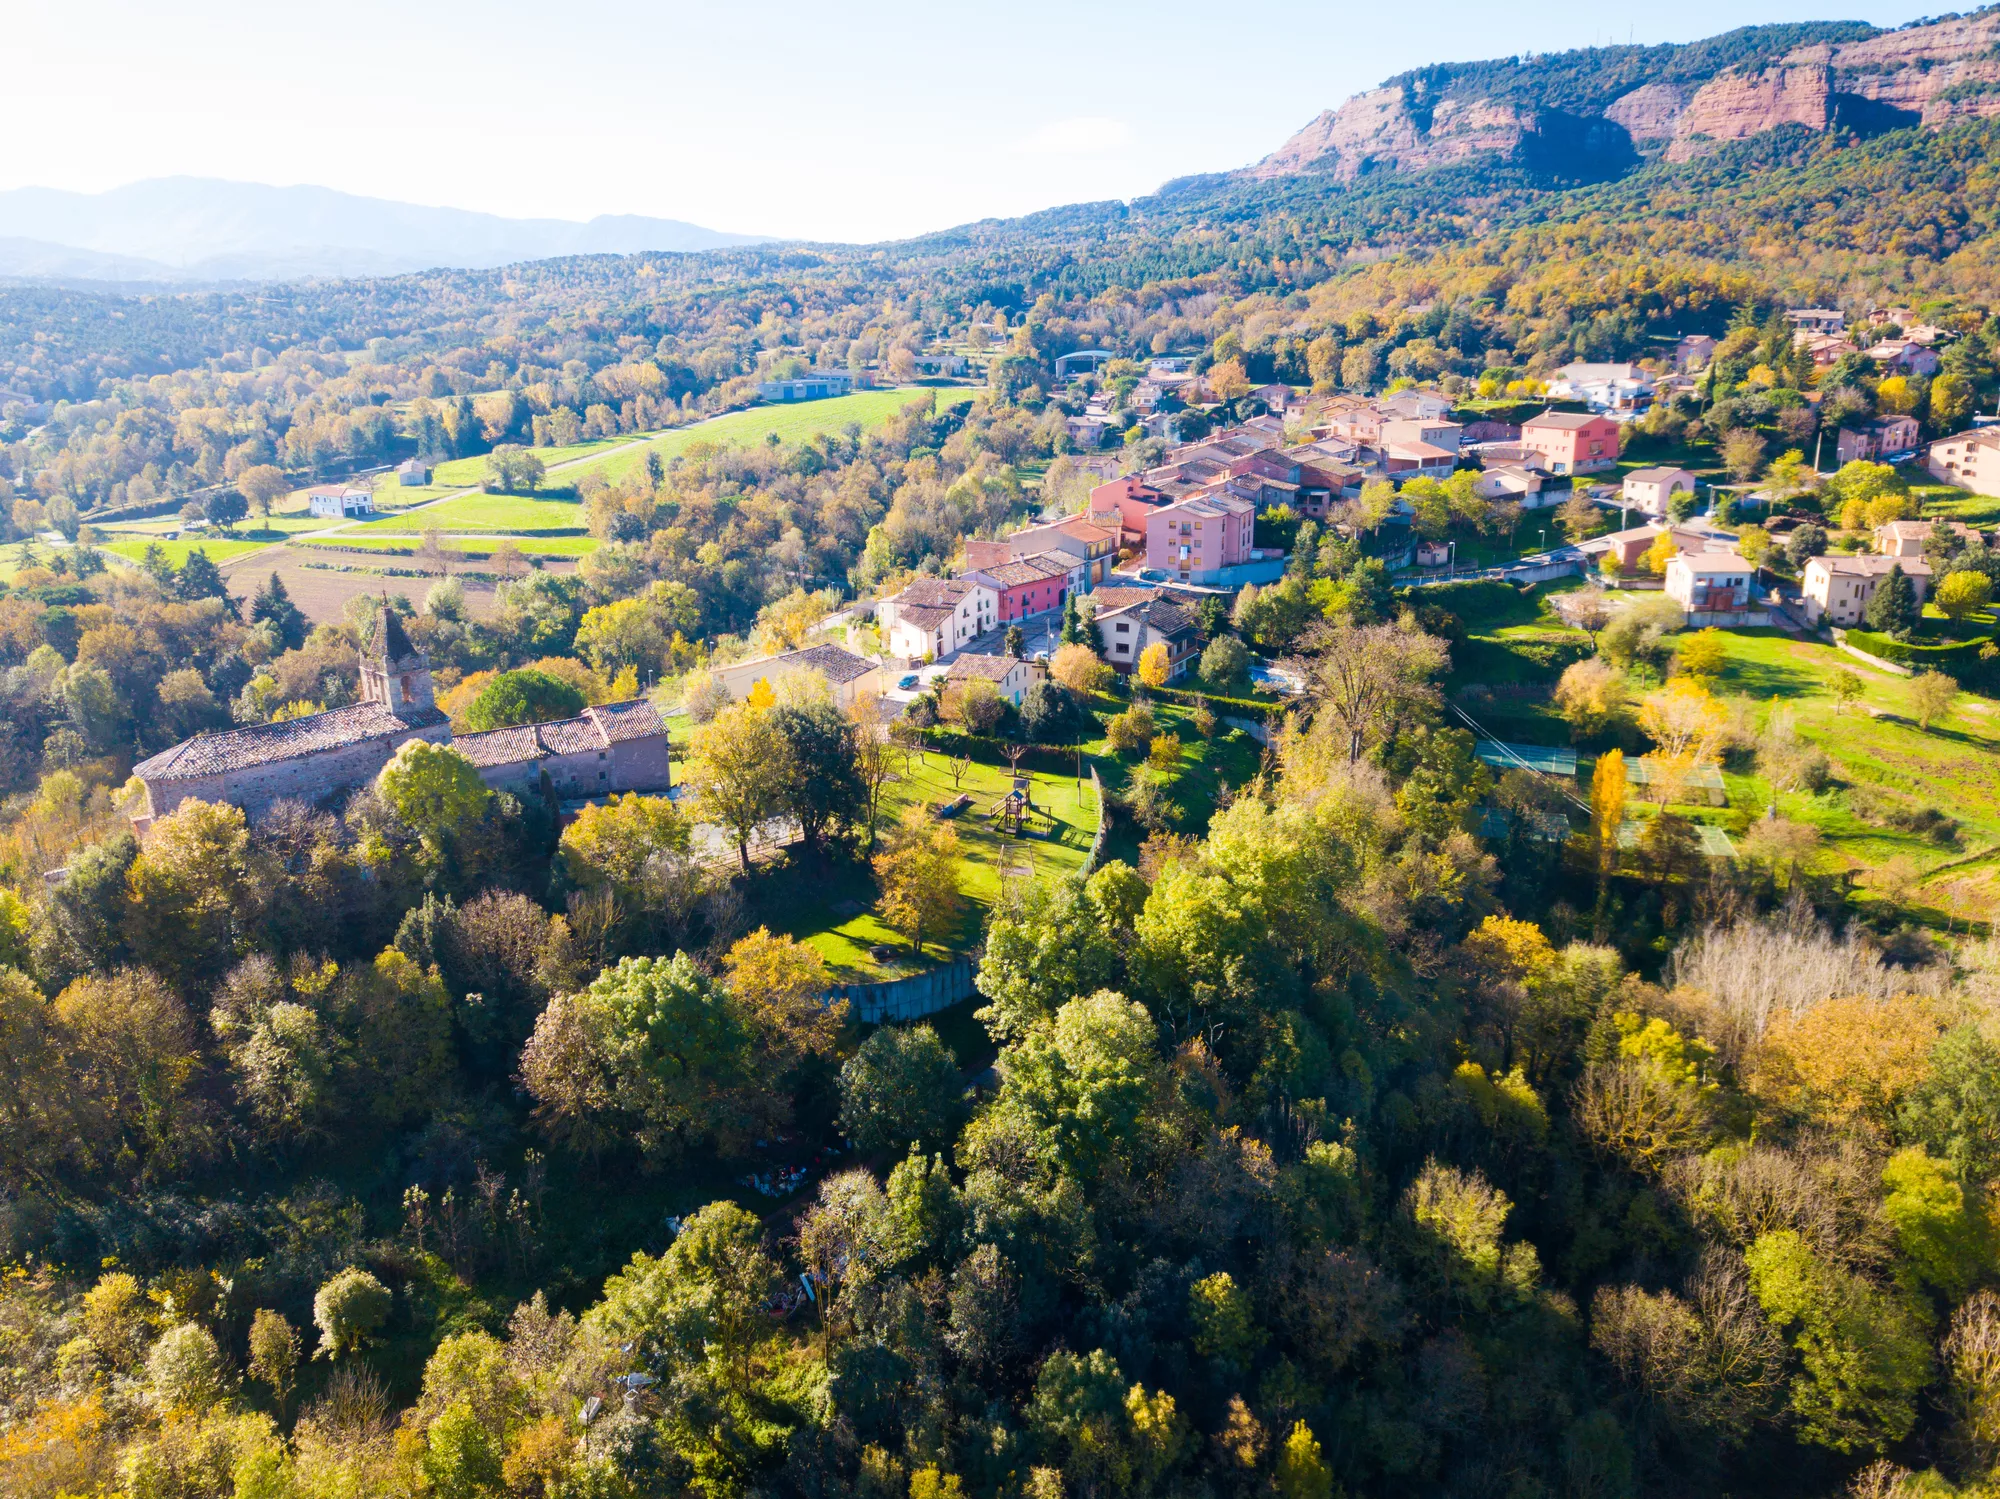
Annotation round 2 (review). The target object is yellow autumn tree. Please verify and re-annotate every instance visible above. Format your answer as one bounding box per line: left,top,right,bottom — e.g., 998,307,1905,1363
1638,679,1727,806
1137,641,1172,688
1752,994,1943,1131
1591,749,1627,875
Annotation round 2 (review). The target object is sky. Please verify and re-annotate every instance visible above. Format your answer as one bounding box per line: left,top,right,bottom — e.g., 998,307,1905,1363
3,0,1946,245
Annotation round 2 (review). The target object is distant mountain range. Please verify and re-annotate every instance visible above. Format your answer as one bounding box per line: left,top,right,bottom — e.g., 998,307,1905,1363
0,178,775,284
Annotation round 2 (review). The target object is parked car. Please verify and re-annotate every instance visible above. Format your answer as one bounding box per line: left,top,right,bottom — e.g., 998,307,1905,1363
897,674,918,690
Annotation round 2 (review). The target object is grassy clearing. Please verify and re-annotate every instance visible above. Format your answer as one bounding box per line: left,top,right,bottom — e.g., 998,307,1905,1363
1910,469,2000,530
429,438,633,488
1696,629,2000,889
363,485,459,510
99,537,272,567
591,389,947,486
1082,693,1268,869
774,752,1098,980
352,493,587,534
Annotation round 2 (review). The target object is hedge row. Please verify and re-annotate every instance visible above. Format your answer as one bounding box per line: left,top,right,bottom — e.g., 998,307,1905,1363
1142,682,1279,722
913,728,1090,772
1843,628,2000,689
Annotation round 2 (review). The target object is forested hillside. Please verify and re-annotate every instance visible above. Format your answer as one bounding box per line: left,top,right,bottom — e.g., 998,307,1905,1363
6,18,2000,1499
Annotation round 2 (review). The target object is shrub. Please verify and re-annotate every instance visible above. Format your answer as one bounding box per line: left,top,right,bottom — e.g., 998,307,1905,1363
147,1323,229,1412
1147,733,1183,771
313,1268,393,1358
1104,704,1157,755
1200,635,1250,688
1885,806,1962,848
1050,644,1113,696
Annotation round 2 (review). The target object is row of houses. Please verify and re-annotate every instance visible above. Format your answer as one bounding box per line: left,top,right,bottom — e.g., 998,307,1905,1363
1589,511,1972,629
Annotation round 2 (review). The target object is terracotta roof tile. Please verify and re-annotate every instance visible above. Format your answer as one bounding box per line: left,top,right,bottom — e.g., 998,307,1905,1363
454,725,542,768
587,699,668,742
783,644,876,684
133,702,447,781
538,717,603,755
947,652,1024,683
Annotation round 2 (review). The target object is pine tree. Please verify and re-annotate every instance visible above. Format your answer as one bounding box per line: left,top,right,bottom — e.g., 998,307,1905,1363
1059,593,1082,646
250,572,308,650
174,548,230,604
1864,563,1919,638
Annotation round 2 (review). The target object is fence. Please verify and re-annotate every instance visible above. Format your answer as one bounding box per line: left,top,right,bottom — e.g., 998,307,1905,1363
829,956,979,1024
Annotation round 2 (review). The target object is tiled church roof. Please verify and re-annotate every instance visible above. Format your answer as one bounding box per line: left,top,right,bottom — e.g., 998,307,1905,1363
132,702,447,782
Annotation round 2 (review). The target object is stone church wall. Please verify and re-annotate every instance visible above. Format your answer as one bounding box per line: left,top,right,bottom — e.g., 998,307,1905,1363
145,723,451,823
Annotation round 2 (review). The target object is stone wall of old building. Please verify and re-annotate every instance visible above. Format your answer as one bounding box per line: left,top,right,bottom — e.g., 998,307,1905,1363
146,723,452,823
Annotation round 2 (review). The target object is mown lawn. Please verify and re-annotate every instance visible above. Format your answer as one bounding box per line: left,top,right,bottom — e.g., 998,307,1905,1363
351,494,588,534
773,751,1099,980
99,537,273,567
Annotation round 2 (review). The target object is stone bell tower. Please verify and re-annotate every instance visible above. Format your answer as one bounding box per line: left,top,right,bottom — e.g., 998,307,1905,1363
358,603,435,717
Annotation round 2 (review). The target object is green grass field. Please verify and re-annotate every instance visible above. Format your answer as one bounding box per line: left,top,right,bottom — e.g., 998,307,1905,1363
1688,630,2000,903
1911,470,2000,530
774,750,1099,979
429,438,635,488
351,493,588,534
99,537,273,567
591,389,951,485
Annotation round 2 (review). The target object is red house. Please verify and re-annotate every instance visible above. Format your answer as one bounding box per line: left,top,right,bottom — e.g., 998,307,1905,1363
967,554,1072,623
1520,410,1621,476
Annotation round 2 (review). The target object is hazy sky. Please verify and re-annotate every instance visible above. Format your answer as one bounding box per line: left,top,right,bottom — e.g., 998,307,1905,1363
6,0,1941,243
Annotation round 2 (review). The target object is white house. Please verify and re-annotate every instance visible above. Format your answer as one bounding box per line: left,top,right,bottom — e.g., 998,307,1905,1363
1927,429,2000,498
1621,467,1699,519
1801,554,1932,627
1549,362,1656,416
1473,465,1548,503
1665,551,1755,615
877,576,998,660
945,651,1037,707
306,484,374,518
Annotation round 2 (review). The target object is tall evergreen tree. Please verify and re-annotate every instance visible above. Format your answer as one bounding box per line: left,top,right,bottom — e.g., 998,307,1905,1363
174,548,230,604
1864,563,1919,637
249,573,309,651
